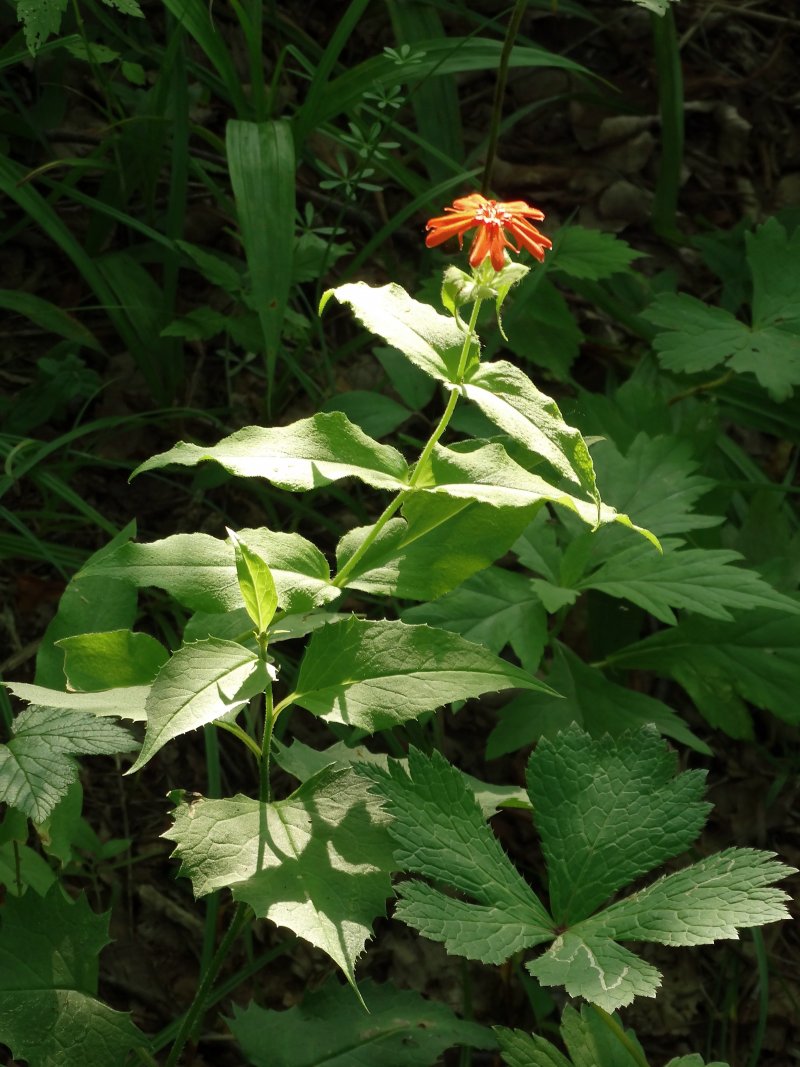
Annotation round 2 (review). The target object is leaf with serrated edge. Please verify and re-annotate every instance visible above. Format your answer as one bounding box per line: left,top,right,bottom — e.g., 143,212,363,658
283,618,552,732
494,1027,572,1067
228,978,496,1067
363,748,552,965
559,1003,650,1067
81,528,337,615
164,767,393,986
582,848,794,946
527,724,710,924
132,412,409,491
528,932,661,1013
552,226,641,281
228,528,278,633
0,707,137,821
461,361,599,503
129,639,271,772
579,537,800,625
322,281,471,383
0,886,143,1063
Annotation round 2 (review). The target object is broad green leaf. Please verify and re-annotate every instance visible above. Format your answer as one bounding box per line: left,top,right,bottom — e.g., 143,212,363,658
552,226,641,281
486,643,710,758
164,767,394,986
527,725,709,924
374,344,437,410
461,360,599,503
129,639,271,772
228,529,278,634
17,0,68,53
226,120,294,366
80,528,337,614
338,495,539,601
403,565,548,670
0,887,143,1064
322,281,472,383
228,978,496,1067
0,706,136,823
579,538,800,624
746,217,800,327
0,839,57,896
528,932,661,1012
133,412,408,491
422,442,653,540
500,277,582,380
607,609,800,728
57,630,168,690
283,618,552,732
645,292,800,401
4,683,149,722
590,433,720,538
584,848,794,946
363,748,553,963
35,521,138,688
558,1004,649,1067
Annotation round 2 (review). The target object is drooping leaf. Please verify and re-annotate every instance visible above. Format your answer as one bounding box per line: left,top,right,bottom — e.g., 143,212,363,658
282,618,552,732
363,748,553,963
527,724,710,925
4,683,149,722
0,706,137,822
0,887,144,1064
57,630,168,690
129,639,271,772
228,978,496,1067
133,412,409,491
461,361,599,503
164,767,393,986
486,642,710,758
80,528,337,614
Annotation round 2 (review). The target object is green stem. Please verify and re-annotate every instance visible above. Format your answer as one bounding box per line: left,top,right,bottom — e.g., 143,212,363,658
333,298,482,590
259,686,275,804
481,0,528,196
651,6,684,240
163,902,249,1067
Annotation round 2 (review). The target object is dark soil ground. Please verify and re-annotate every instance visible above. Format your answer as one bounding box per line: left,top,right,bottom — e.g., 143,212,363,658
1,1,799,1065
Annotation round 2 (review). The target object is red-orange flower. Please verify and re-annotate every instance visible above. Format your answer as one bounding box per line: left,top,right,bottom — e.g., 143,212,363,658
425,193,552,271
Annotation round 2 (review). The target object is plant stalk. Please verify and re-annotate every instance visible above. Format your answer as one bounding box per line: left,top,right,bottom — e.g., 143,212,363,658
481,0,528,196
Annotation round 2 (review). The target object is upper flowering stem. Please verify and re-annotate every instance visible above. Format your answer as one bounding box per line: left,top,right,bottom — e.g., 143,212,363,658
425,192,553,271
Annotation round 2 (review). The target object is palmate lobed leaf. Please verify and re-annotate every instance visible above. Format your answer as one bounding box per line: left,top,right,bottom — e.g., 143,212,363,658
164,766,394,986
0,705,137,822
282,617,553,732
0,887,143,1065
228,978,496,1067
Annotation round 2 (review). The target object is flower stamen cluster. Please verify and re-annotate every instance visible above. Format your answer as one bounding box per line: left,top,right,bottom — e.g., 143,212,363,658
425,192,553,271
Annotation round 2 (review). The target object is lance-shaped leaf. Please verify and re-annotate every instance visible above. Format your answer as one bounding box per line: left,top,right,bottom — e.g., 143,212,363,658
461,361,599,503
321,281,472,383
0,887,144,1064
228,529,278,634
5,682,149,721
363,748,553,963
164,767,393,987
579,537,800,624
527,724,710,925
0,706,138,822
495,1027,573,1067
421,442,653,542
80,527,337,614
129,639,271,773
338,495,539,601
56,629,168,690
228,978,496,1067
133,412,409,491
281,618,552,732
